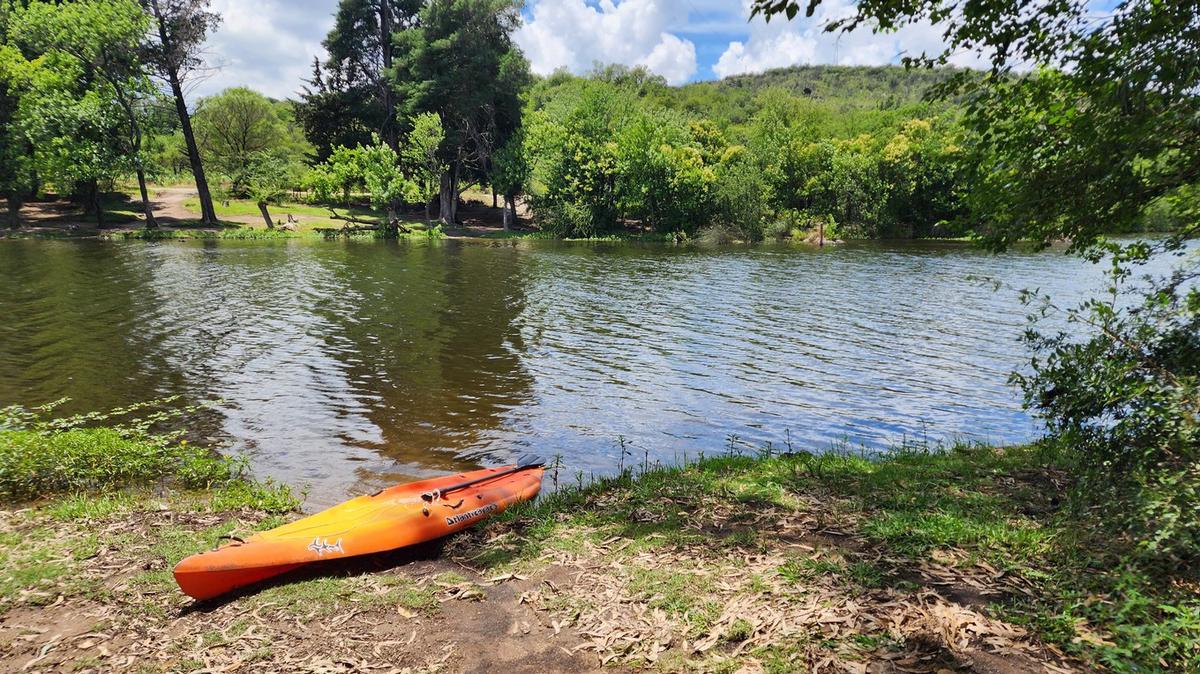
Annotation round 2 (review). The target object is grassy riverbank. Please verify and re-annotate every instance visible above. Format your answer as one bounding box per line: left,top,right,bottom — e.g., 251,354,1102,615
1,419,1195,672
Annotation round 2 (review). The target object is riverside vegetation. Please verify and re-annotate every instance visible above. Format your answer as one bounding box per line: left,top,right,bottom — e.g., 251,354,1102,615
1,401,1197,672
1,0,1189,241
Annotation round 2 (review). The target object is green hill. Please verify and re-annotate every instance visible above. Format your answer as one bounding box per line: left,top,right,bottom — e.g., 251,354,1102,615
658,64,965,126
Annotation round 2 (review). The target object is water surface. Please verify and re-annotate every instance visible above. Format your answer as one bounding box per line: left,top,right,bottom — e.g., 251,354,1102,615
0,238,1146,505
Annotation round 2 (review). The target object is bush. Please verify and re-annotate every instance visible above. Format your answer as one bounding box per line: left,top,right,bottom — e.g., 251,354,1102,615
1013,240,1200,561
0,399,248,501
0,428,237,501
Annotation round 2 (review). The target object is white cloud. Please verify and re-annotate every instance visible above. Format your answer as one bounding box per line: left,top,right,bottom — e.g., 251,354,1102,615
190,0,333,101
713,0,988,79
516,0,698,85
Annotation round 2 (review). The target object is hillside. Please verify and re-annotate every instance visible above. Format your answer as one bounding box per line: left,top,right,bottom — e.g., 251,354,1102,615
660,64,965,125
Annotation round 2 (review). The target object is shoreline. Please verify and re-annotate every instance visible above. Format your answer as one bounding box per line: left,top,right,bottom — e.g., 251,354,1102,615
2,430,1192,672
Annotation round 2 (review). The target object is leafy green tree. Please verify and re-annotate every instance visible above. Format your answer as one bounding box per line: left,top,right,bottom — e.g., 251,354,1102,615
298,0,421,159
192,87,310,196
615,111,715,234
879,117,966,237
357,141,418,230
400,111,445,222
305,144,366,207
392,0,528,225
4,0,156,226
524,80,625,237
243,150,302,229
15,0,162,226
490,127,527,230
141,0,221,225
0,2,30,228
711,146,772,239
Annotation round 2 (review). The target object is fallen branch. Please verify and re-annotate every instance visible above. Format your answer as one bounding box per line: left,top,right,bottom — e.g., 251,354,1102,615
323,209,412,236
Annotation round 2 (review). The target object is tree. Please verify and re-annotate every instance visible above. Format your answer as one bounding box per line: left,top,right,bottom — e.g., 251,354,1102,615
399,111,445,223
192,87,309,195
305,144,366,208
490,128,527,230
357,141,418,230
244,150,301,228
307,138,418,233
0,3,29,228
141,0,220,225
748,0,1198,250
392,0,528,225
15,0,162,227
297,0,420,160
5,0,144,227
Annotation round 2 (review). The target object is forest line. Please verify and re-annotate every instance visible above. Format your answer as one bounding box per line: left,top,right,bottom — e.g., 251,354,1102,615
1,0,1179,240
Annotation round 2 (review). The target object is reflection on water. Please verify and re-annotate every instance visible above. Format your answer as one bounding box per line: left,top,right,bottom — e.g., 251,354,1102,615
0,238,1157,506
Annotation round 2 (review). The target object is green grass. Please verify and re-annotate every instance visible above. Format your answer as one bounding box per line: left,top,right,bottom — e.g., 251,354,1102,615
472,442,1199,672
182,196,385,222
108,225,304,240
0,428,244,501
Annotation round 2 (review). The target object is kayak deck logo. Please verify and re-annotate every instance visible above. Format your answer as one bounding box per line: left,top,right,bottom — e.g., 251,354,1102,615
307,537,345,556
446,503,497,526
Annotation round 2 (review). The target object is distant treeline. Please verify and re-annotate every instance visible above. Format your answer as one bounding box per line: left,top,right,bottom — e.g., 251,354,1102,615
0,0,1182,238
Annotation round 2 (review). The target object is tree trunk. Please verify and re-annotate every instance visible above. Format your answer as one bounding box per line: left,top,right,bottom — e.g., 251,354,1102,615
385,204,399,236
379,1,398,153
93,185,105,229
168,73,217,225
502,195,512,230
137,168,157,228
508,195,517,227
438,169,458,226
258,202,274,228
424,197,433,224
5,193,20,229
492,186,497,209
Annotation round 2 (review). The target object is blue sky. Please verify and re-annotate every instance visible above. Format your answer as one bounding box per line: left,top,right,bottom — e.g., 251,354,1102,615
196,0,994,99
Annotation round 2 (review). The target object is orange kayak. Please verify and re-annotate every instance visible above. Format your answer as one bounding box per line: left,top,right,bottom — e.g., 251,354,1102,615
174,462,544,600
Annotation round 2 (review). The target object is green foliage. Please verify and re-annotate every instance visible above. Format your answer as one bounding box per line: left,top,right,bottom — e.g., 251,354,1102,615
392,0,527,222
1014,242,1200,561
3,0,152,210
0,402,244,501
357,141,419,212
306,137,419,226
245,150,303,208
522,70,971,240
193,87,311,195
304,144,367,206
400,111,445,215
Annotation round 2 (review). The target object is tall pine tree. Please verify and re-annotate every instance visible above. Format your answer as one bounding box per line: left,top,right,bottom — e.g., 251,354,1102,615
297,0,419,161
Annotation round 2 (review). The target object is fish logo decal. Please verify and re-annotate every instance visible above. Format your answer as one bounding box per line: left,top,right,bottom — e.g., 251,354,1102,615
307,537,345,557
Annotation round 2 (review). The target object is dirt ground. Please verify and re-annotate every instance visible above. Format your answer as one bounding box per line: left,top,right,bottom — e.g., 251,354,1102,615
0,477,1087,674
0,187,531,239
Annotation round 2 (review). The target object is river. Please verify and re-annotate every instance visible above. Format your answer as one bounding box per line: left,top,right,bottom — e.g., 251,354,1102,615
0,238,1158,506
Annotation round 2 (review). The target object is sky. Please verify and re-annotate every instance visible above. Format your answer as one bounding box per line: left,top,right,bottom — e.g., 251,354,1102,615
195,0,991,100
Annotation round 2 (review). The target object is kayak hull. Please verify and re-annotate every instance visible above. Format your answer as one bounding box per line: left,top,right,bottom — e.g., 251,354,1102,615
174,464,543,600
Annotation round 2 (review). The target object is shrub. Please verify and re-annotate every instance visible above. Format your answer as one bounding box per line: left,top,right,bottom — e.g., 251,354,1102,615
0,428,237,501
1013,240,1200,561
0,399,247,501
